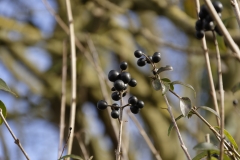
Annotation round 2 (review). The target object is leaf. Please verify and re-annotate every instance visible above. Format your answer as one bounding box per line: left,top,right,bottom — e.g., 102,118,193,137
192,150,230,160
161,82,169,95
0,78,17,97
152,79,162,91
198,106,220,119
171,81,196,97
214,126,238,151
161,78,171,83
168,114,184,136
161,78,174,90
0,100,7,125
179,97,192,117
231,82,240,93
193,142,219,151
58,154,84,160
156,65,173,74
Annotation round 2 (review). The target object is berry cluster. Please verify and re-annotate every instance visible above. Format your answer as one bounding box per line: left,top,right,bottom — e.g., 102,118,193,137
135,50,161,67
97,61,144,119
195,1,223,39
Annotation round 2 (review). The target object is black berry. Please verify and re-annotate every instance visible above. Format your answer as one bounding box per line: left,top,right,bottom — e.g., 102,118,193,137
120,61,128,70
111,110,119,119
123,91,127,97
97,100,108,110
204,20,215,31
128,96,138,105
120,72,131,83
213,1,223,13
146,56,153,64
108,70,120,82
112,103,120,110
195,20,203,31
134,50,143,58
128,78,137,87
214,26,222,36
123,83,128,90
114,80,125,91
137,58,146,67
136,100,144,109
111,87,116,91
130,105,140,114
233,99,238,106
200,5,208,19
196,30,204,39
111,92,121,101
152,52,161,63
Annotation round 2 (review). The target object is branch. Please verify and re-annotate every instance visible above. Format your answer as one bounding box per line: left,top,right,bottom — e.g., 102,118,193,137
0,109,30,160
58,40,68,157
65,0,77,156
127,110,163,160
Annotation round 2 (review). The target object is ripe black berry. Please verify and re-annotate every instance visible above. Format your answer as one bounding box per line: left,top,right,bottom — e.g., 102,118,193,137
195,20,203,31
128,78,137,87
111,87,116,91
213,1,223,13
97,100,108,110
200,5,208,18
196,30,204,39
112,103,120,110
137,58,146,67
233,99,238,106
123,83,128,90
146,56,153,64
130,105,139,114
128,96,138,105
108,70,120,82
134,50,143,58
204,20,215,31
123,91,127,97
120,72,131,83
120,61,128,70
111,110,119,119
152,52,161,63
114,80,125,91
111,92,121,101
136,100,144,109
214,26,222,36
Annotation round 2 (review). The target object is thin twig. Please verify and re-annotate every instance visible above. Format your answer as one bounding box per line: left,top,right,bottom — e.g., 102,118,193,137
127,111,162,160
212,31,225,160
194,0,220,126
162,95,192,160
60,128,72,159
230,0,240,28
0,109,30,160
65,0,77,156
58,40,68,157
203,0,240,59
205,134,211,160
192,108,240,158
75,131,90,160
117,92,124,160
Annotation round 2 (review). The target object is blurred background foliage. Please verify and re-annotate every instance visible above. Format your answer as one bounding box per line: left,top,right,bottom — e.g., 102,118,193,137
0,0,240,159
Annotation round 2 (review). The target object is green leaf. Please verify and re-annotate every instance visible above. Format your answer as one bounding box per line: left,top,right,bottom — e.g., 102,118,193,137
179,97,192,117
0,100,7,125
161,82,169,95
0,78,17,97
152,79,162,91
58,154,84,160
161,78,171,83
197,106,220,119
193,142,219,151
214,126,238,151
192,150,230,160
168,114,184,136
231,82,240,93
156,65,173,74
171,81,196,97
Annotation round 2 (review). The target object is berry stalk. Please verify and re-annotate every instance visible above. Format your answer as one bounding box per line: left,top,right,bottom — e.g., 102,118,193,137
117,92,124,160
